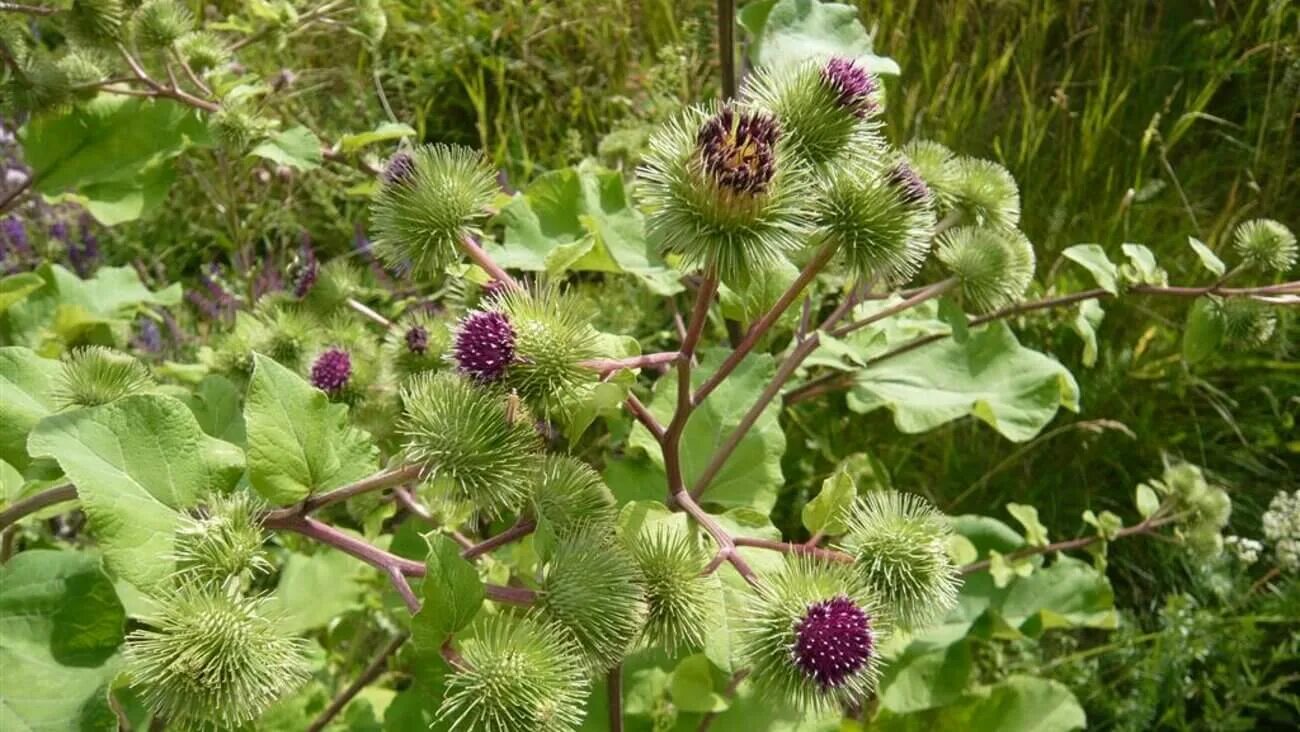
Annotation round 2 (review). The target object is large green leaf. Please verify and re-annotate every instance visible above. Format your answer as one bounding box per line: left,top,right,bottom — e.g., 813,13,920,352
877,640,973,713
995,557,1117,635
0,347,60,471
875,676,1085,732
0,273,45,313
182,374,246,445
1061,244,1119,295
20,97,208,224
27,395,244,589
273,550,368,633
249,126,322,171
0,550,125,732
627,349,786,513
490,161,681,294
846,322,1079,442
737,0,901,75
244,354,377,506
412,533,484,650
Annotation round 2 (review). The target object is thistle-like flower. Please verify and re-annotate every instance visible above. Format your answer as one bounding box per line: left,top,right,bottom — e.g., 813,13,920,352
438,615,589,732
369,144,497,277
52,346,155,409
383,311,450,381
743,58,885,170
176,31,226,71
452,310,516,383
132,0,193,49
172,493,271,588
816,162,935,284
901,140,960,203
946,157,1021,229
310,347,352,393
399,372,541,517
531,454,618,540
1232,218,1296,272
936,225,1036,312
125,586,311,729
738,558,886,712
67,0,126,44
287,244,318,299
628,527,713,653
496,286,601,415
252,304,317,369
1217,298,1277,347
638,103,814,285
838,491,960,629
541,532,648,670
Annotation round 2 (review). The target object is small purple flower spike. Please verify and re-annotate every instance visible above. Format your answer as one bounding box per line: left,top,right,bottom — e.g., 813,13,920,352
696,106,781,195
884,162,931,204
383,151,415,186
821,58,879,118
289,243,318,299
452,310,515,383
405,325,430,355
310,348,352,393
791,596,874,689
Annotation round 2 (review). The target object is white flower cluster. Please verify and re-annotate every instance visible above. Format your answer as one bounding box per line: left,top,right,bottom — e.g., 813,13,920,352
1262,490,1300,572
1223,535,1262,565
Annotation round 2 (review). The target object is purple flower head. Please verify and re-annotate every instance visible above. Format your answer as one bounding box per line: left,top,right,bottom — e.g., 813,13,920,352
383,151,415,186
481,278,509,302
50,220,70,242
696,106,780,196
791,596,874,689
68,215,100,278
2,215,30,256
452,310,515,383
821,58,879,118
404,325,430,355
132,316,163,353
310,348,352,393
883,162,930,205
289,244,318,299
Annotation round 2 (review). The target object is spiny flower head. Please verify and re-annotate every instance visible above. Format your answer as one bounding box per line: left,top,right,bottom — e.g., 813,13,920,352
399,372,542,517
252,304,317,369
531,454,617,540
438,614,589,732
383,311,450,381
739,558,886,712
1262,490,1300,572
176,30,226,71
125,586,311,729
383,150,415,185
452,310,516,383
541,532,648,671
405,324,430,354
496,286,601,415
792,595,875,689
816,163,935,285
884,161,931,204
132,0,193,49
369,144,497,277
936,225,1036,312
638,103,815,285
52,346,155,409
839,491,960,629
172,493,271,588
1232,218,1296,273
67,0,126,44
1217,298,1277,348
628,527,713,653
947,157,1021,229
742,58,886,171
310,347,352,393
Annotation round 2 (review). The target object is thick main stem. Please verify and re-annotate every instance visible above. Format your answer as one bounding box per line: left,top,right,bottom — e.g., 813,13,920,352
717,0,738,99
0,484,77,530
608,665,625,732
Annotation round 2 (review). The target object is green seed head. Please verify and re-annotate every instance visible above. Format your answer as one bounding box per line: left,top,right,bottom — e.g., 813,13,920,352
67,0,125,45
384,310,452,382
947,157,1021,229
369,144,498,278
532,454,618,540
816,162,935,285
399,372,542,518
902,140,960,205
53,346,155,410
172,492,271,589
541,532,648,671
839,491,960,629
496,285,602,417
439,614,589,732
1232,218,1296,273
132,0,193,49
1217,298,1277,348
936,225,1036,312
628,526,713,653
176,31,227,72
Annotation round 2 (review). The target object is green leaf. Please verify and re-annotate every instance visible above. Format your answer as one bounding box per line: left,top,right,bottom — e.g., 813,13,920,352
937,295,970,343
1119,243,1165,286
1135,484,1160,519
61,161,177,226
20,97,207,225
997,558,1116,635
27,394,243,590
0,347,60,471
182,374,246,445
988,550,1034,588
627,350,786,512
878,640,972,713
249,126,322,171
1069,299,1104,368
801,464,856,535
1081,510,1123,542
339,122,416,153
1182,298,1223,364
1187,237,1226,277
273,550,368,633
244,354,377,505
847,322,1079,442
738,0,901,75
1060,244,1119,295
3,264,180,351
0,550,124,732
875,676,1085,732
1005,503,1049,547
0,273,45,312
412,534,484,649
669,654,728,713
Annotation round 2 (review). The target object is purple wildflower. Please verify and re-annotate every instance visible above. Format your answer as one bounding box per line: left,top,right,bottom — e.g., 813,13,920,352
405,325,430,355
2,215,30,256
68,214,100,277
821,58,879,118
310,348,352,393
131,316,163,353
452,310,515,383
382,151,415,185
696,106,780,195
791,596,874,689
49,220,69,242
289,241,318,299
883,162,931,204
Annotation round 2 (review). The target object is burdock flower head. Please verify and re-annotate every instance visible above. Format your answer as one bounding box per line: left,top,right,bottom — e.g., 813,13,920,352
739,558,887,712
310,347,352,393
52,346,156,409
816,161,935,285
936,225,1036,312
384,311,450,381
382,150,415,186
743,57,885,170
639,103,814,285
1233,218,1296,273
452,310,516,383
405,324,430,354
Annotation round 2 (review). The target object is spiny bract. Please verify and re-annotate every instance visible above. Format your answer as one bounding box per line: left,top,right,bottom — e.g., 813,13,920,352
52,345,155,409
1232,218,1296,273
628,526,714,653
495,285,602,416
531,454,618,540
541,532,648,670
816,161,935,285
936,225,1036,312
171,492,271,589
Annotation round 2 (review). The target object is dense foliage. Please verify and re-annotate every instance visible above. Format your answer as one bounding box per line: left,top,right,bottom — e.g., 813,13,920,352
1,1,1297,731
